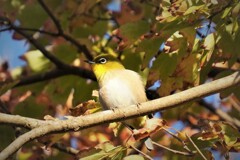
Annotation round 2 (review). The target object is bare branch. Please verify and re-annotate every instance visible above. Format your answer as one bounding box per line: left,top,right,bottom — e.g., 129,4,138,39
0,71,239,159
14,27,59,36
0,113,47,129
15,67,96,87
10,24,68,69
37,0,63,34
162,127,193,153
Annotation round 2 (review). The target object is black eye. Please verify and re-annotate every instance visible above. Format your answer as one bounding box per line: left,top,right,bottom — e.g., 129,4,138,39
98,58,107,64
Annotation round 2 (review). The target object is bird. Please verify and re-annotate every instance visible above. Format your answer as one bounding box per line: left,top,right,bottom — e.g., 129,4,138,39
85,54,153,150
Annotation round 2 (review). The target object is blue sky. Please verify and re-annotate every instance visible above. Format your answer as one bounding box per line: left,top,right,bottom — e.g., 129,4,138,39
0,29,29,69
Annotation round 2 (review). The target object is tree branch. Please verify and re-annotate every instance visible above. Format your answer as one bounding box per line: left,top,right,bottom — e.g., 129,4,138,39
37,0,93,60
0,113,47,129
37,0,63,34
15,67,96,87
13,27,59,36
9,24,68,69
0,71,239,159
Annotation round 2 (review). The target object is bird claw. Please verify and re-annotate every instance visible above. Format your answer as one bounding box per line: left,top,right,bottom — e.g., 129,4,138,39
136,103,141,109
111,107,118,112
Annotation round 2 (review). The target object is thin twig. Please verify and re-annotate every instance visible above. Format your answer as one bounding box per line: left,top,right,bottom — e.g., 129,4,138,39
14,68,96,87
152,141,194,156
61,34,93,60
0,27,11,32
162,127,193,153
37,0,93,60
38,0,63,34
1,16,65,68
186,134,207,160
130,145,153,160
51,143,79,155
10,24,68,69
15,27,58,36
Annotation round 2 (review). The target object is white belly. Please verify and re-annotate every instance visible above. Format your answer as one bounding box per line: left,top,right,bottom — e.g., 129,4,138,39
98,70,147,110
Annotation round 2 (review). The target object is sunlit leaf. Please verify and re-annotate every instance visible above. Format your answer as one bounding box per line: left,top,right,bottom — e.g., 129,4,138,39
123,155,144,160
221,123,239,146
203,33,215,61
183,5,205,15
17,151,33,160
22,50,50,72
232,3,240,17
175,53,200,85
180,27,196,48
79,142,126,160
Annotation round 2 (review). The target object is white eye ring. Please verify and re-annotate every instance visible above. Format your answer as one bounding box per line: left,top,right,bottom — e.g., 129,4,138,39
98,58,107,64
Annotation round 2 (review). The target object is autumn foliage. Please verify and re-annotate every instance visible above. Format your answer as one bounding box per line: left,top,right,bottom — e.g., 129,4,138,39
0,0,239,159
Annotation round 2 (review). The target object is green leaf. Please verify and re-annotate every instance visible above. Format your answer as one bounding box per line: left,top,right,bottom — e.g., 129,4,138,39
17,151,33,160
53,44,78,64
73,21,108,38
189,133,217,149
122,50,142,72
221,7,232,18
203,33,215,61
0,126,15,151
13,96,46,119
23,50,51,72
232,3,240,17
123,155,145,160
80,142,126,160
215,71,237,98
137,37,164,69
152,52,178,80
221,123,240,146
156,20,191,39
183,5,205,15
80,150,108,160
157,77,183,97
45,75,97,105
17,3,48,28
176,54,200,85
180,27,196,48
119,20,150,44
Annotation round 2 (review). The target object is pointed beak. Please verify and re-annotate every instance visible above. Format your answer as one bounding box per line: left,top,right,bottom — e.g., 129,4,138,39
84,60,95,64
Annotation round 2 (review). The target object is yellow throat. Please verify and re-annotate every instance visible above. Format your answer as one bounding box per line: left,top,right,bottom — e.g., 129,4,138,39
89,54,125,82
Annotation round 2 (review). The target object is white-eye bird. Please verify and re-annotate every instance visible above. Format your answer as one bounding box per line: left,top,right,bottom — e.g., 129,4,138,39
86,54,153,150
